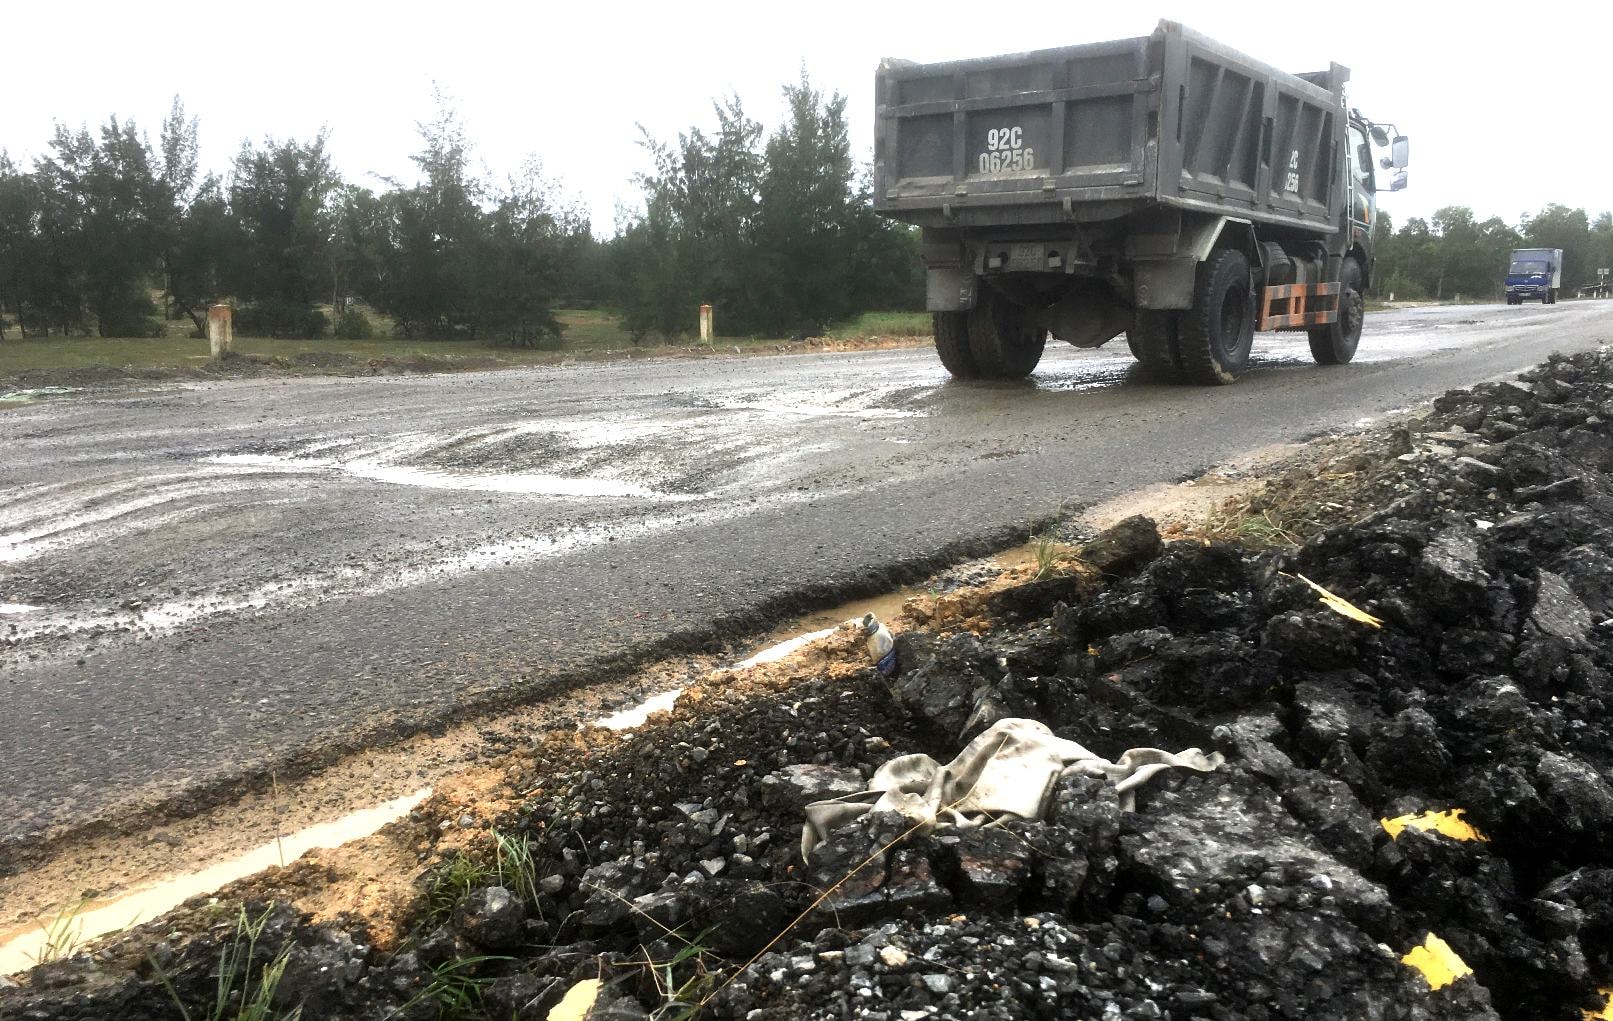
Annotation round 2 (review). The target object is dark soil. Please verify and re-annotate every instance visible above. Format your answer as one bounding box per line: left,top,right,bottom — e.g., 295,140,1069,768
9,350,1613,1020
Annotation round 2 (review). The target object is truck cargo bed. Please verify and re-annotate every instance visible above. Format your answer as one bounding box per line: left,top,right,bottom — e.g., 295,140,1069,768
874,21,1347,234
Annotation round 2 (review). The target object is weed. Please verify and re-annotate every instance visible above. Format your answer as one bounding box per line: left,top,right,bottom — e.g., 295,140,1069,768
29,897,88,966
1235,509,1302,546
390,955,506,1021
270,771,286,869
492,830,542,915
230,944,297,1021
1190,490,1313,549
579,884,716,1019
1033,528,1068,581
645,930,717,1020
152,903,301,1021
424,854,490,924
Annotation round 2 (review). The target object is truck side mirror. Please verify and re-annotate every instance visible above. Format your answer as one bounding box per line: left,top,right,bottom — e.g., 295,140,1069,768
1391,135,1409,169
1390,169,1408,192
1370,126,1390,146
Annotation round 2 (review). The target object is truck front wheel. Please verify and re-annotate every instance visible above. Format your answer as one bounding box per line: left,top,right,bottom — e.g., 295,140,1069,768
967,290,1045,378
933,311,980,379
1308,257,1364,366
1179,249,1255,384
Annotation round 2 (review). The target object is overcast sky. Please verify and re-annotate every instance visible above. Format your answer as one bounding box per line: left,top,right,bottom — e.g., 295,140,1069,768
5,1,1611,233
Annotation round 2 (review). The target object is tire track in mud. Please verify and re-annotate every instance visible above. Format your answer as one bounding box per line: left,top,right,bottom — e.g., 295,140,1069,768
2,382,940,666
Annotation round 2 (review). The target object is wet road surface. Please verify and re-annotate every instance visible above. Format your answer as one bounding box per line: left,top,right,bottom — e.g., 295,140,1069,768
2,302,1609,850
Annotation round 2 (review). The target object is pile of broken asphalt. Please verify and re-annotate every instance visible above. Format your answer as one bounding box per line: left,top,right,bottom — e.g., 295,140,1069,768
8,349,1613,1020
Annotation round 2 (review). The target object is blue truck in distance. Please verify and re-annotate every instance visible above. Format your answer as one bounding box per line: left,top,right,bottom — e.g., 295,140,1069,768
1506,248,1562,305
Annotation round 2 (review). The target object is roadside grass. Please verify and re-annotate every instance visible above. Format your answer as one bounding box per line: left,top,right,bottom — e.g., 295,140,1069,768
647,934,718,1020
393,955,504,1021
831,310,931,337
554,307,636,347
422,854,491,925
492,829,543,917
28,897,89,967
0,334,504,377
0,308,932,380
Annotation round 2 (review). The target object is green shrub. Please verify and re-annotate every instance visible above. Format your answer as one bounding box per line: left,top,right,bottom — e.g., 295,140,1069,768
333,309,373,340
96,294,163,338
235,300,328,339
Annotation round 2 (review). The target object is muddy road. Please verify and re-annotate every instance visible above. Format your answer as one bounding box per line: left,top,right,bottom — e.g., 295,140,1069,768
1,302,1608,854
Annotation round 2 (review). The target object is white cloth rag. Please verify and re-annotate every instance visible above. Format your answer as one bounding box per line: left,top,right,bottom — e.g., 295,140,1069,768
801,717,1223,858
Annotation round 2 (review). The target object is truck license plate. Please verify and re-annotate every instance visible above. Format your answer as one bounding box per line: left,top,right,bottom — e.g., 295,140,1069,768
1008,244,1042,271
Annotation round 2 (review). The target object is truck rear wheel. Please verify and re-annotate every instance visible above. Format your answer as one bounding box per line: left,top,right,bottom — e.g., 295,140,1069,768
933,311,980,379
1307,257,1364,365
1127,310,1181,380
1178,249,1255,384
967,291,1045,378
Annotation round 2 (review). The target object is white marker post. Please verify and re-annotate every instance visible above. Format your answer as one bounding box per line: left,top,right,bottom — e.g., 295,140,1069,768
208,304,233,359
698,304,713,346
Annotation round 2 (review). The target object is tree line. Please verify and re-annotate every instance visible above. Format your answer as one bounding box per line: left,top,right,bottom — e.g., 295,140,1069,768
9,81,1600,347
1373,203,1613,301
0,78,921,346
603,77,921,339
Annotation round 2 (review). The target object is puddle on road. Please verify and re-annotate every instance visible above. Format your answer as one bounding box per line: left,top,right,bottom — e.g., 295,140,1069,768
0,387,80,407
590,625,854,734
596,688,685,730
0,787,432,978
734,625,841,669
697,386,930,420
0,603,39,615
734,539,1047,666
1032,358,1135,393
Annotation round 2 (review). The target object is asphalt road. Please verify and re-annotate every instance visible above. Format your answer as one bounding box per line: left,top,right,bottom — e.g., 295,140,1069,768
2,302,1609,851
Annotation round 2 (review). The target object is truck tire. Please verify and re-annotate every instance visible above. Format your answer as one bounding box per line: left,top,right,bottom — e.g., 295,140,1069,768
967,291,1045,378
1178,249,1255,384
1307,257,1364,366
933,311,980,379
1127,310,1181,380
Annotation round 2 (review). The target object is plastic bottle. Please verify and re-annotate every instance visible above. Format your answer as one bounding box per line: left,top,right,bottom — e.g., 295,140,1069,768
861,613,897,676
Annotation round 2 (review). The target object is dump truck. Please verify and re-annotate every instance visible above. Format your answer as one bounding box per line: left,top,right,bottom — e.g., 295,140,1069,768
873,21,1410,384
1505,248,1562,305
